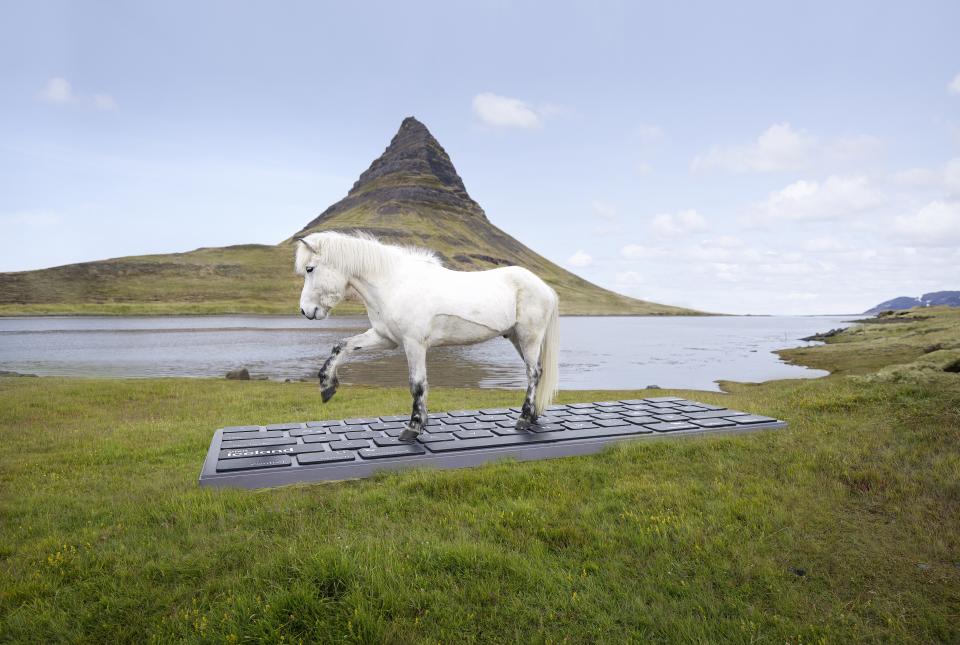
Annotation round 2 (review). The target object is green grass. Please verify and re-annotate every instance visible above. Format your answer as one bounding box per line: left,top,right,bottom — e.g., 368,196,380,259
1,310,958,642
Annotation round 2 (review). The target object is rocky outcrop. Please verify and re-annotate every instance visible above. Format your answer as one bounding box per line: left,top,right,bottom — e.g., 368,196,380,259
299,116,487,231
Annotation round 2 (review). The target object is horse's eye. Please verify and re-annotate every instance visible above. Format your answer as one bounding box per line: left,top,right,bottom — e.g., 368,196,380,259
306,266,314,273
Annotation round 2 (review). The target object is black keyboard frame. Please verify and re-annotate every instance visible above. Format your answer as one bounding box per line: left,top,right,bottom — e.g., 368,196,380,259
199,397,786,488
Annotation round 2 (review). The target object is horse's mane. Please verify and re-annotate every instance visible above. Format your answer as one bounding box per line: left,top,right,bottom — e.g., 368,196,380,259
294,230,442,276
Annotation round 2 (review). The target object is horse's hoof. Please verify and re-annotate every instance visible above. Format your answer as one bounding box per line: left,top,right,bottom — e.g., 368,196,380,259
398,427,421,442
515,417,534,431
320,385,337,403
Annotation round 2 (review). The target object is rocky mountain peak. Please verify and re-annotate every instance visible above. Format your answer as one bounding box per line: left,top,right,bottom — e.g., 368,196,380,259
299,117,486,232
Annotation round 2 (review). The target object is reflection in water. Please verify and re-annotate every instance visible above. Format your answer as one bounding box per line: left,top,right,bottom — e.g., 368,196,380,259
0,315,854,391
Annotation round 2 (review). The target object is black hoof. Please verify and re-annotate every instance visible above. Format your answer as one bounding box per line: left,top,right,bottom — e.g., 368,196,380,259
320,385,338,403
398,427,421,442
515,417,535,431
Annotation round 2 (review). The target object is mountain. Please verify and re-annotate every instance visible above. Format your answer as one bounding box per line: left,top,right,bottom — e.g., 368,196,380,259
0,117,699,316
863,291,960,315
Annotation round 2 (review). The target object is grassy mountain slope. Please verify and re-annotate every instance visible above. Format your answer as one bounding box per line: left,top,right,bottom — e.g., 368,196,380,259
0,118,700,316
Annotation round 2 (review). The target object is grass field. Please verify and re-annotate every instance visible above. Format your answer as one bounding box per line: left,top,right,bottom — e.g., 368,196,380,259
1,309,958,642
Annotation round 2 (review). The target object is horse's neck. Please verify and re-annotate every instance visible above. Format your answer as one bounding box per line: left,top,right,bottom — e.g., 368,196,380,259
339,247,394,314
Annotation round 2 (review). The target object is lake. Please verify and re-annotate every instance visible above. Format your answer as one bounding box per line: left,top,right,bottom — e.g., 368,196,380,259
0,315,854,391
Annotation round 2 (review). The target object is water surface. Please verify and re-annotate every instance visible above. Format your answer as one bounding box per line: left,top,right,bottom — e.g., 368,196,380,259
0,315,852,391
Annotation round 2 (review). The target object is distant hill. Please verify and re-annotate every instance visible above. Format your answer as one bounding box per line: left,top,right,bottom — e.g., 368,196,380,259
864,291,960,315
0,117,700,316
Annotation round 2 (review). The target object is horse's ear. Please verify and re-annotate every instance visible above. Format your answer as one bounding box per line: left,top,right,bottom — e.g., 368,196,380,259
294,236,317,253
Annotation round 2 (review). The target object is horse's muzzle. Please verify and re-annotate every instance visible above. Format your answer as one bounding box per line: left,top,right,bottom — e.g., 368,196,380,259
300,306,323,320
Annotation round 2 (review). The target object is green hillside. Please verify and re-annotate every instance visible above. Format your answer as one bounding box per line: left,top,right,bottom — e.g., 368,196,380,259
0,118,700,316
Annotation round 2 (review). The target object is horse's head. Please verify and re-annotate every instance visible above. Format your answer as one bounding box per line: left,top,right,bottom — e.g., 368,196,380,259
294,234,348,320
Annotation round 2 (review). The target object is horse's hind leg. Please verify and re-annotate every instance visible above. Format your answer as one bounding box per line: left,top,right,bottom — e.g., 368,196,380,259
508,329,543,430
398,340,428,442
318,329,395,402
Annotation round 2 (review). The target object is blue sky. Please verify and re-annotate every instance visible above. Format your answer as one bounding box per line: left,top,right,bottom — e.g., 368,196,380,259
2,0,959,314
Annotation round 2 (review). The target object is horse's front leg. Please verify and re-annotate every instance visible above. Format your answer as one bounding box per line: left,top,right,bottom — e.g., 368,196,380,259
318,329,395,402
398,341,428,442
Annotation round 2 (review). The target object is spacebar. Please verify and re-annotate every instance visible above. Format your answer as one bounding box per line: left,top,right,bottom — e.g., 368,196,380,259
424,432,559,452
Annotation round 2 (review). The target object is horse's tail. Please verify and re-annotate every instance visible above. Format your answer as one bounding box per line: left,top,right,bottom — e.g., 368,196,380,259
535,293,560,416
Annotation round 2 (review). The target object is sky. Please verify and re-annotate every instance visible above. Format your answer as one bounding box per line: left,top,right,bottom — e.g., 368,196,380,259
1,0,959,315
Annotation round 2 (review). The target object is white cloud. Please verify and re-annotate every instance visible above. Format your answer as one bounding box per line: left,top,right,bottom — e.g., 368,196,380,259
692,123,818,172
945,159,960,196
893,158,960,196
894,201,960,246
472,93,542,128
92,94,118,111
692,123,880,173
801,236,848,253
39,77,73,104
567,250,593,268
651,209,707,236
949,73,960,95
38,77,117,111
757,175,884,222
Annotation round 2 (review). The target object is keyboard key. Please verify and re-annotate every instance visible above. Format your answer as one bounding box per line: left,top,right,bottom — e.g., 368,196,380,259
418,432,455,443
686,410,747,419
373,436,406,446
289,427,330,438
730,415,778,424
690,418,736,428
344,418,379,426
622,413,659,422
563,421,599,430
223,430,287,441
359,445,426,459
477,415,509,422
563,415,593,422
446,410,478,417
530,423,565,433
425,433,557,452
460,422,494,431
379,415,409,422
221,437,296,449
653,414,689,422
216,455,292,471
297,451,356,465
345,431,377,440
302,433,336,443
593,419,632,428
590,412,623,420
493,427,530,435
306,420,344,428
454,429,494,439
480,408,512,415
329,439,369,450
368,422,405,431
645,422,698,432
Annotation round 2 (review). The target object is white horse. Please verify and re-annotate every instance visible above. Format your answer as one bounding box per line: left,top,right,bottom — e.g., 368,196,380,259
294,231,559,441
